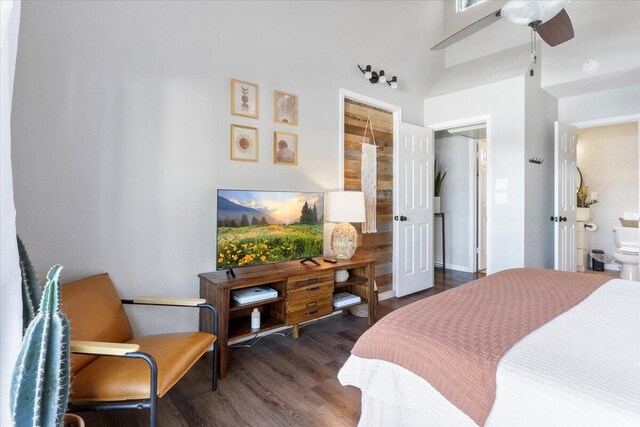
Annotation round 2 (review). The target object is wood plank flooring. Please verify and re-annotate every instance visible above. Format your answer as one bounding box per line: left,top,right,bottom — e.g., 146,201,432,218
78,269,482,427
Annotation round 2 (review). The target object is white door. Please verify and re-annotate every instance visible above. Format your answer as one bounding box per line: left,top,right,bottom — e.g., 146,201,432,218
477,140,488,271
395,123,434,297
554,122,578,271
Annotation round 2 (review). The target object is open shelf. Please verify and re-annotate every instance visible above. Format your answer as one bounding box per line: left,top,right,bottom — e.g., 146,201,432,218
228,316,283,340
229,296,284,312
334,275,368,289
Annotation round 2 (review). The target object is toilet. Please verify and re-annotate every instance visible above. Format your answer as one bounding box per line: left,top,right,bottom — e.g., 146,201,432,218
613,226,639,281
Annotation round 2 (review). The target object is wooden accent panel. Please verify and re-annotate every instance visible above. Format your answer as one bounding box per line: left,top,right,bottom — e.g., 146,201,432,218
344,99,394,293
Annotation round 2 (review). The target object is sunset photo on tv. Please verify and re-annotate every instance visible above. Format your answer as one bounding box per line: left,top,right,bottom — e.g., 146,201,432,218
216,190,324,269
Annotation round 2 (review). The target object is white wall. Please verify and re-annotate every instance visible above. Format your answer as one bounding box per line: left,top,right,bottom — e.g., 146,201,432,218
577,122,639,258
524,58,558,269
425,77,526,273
435,135,472,271
11,0,445,336
559,85,640,124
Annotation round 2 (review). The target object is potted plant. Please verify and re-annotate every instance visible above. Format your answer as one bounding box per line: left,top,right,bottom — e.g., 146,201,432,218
11,238,84,427
577,185,598,221
434,156,446,214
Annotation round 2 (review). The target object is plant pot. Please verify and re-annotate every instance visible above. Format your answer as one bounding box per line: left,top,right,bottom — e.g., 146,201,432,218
434,196,441,214
64,413,85,427
577,207,591,221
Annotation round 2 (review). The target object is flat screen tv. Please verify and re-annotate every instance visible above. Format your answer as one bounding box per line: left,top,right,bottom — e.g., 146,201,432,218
217,190,324,272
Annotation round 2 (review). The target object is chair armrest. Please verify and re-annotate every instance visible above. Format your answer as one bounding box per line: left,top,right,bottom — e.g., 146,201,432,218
71,340,140,356
125,297,206,307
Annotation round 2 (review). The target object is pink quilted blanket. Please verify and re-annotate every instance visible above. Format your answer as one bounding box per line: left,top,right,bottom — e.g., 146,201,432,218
351,268,611,426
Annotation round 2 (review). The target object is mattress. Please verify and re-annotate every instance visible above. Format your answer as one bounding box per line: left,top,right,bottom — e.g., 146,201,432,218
339,278,640,426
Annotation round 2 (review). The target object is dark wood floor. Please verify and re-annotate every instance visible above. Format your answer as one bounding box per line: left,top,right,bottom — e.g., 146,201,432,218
80,269,483,426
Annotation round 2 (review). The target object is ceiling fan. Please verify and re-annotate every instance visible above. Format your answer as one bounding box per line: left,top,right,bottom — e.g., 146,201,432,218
432,0,575,51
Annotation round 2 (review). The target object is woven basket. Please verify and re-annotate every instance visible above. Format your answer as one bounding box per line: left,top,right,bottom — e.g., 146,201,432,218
619,218,639,228
349,280,378,317
349,303,369,317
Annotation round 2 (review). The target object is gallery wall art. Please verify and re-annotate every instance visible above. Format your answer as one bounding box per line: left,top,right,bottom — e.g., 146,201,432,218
230,124,258,162
231,79,259,118
274,90,298,126
274,131,298,166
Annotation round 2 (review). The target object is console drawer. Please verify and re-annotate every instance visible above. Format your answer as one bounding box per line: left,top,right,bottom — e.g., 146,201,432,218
287,272,333,291
286,303,333,325
287,282,333,303
286,294,333,313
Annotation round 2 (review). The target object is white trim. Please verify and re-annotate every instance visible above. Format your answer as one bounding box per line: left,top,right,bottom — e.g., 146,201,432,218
570,114,640,129
434,262,473,273
378,289,396,301
468,138,477,273
338,89,403,293
428,114,493,275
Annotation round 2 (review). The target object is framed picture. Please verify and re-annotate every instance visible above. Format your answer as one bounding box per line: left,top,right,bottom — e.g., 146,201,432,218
274,90,298,126
273,131,297,166
230,124,258,162
231,79,259,118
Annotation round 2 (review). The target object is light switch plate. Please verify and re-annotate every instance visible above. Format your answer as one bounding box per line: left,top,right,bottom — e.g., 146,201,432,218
495,192,508,204
496,179,508,191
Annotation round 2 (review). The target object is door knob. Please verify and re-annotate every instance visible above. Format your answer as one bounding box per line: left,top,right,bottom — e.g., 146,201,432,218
394,215,399,221
550,216,558,222
400,216,407,221
560,216,567,222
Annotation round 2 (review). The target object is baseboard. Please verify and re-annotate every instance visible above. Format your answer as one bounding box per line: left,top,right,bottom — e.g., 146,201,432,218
434,262,472,273
378,289,396,301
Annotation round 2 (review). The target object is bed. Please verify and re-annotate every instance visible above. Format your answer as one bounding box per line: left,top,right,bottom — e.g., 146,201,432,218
338,268,640,427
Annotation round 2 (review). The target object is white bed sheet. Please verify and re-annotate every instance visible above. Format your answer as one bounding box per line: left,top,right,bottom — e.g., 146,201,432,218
338,279,640,427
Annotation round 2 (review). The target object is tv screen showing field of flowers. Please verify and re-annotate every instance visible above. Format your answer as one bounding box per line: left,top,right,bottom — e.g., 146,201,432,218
216,190,324,270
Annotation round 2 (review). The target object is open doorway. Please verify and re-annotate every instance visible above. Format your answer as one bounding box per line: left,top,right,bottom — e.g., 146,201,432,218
575,120,639,276
434,123,488,273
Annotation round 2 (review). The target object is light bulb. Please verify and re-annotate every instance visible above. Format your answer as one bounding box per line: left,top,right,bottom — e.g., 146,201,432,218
379,70,386,83
364,71,372,79
390,81,398,89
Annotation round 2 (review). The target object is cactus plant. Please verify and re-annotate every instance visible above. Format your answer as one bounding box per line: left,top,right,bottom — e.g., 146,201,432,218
10,264,71,427
18,236,42,330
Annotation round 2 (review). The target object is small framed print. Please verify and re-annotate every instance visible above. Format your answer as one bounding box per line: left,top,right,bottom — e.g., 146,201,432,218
230,124,258,162
274,90,298,126
231,79,259,119
273,131,297,166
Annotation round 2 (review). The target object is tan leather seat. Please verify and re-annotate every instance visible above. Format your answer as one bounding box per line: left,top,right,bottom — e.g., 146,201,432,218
62,273,215,403
70,332,215,401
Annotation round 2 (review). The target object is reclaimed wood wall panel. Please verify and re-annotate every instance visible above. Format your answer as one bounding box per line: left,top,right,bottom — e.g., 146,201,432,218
343,99,394,294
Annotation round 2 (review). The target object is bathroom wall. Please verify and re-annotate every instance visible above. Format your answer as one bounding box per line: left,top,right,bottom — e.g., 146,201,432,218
577,122,639,262
434,135,473,271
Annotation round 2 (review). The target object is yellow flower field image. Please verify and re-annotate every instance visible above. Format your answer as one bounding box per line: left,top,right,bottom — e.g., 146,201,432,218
217,190,324,270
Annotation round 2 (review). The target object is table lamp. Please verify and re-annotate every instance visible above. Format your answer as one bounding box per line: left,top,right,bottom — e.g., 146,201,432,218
326,191,366,260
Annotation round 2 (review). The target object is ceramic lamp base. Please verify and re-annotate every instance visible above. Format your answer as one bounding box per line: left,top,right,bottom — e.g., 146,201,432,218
331,222,358,260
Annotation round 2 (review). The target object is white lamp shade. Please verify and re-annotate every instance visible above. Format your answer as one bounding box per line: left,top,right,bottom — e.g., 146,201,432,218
326,191,366,223
501,0,569,26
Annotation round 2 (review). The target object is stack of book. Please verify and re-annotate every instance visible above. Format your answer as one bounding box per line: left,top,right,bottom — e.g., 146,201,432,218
333,292,361,309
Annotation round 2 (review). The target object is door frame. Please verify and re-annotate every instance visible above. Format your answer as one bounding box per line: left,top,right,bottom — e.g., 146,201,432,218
338,89,402,300
570,113,640,271
427,114,493,274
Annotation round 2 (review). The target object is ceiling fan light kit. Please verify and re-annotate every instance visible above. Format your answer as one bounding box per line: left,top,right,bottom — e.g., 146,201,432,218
431,0,575,62
501,0,570,26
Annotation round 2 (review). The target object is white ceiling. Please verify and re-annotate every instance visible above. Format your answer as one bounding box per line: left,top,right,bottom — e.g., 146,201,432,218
442,0,640,98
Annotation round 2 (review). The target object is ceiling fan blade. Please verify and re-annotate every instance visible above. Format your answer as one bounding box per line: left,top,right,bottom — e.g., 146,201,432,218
536,9,574,46
431,9,502,51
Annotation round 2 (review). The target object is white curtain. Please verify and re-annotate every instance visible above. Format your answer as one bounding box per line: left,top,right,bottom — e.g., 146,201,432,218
0,1,22,425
